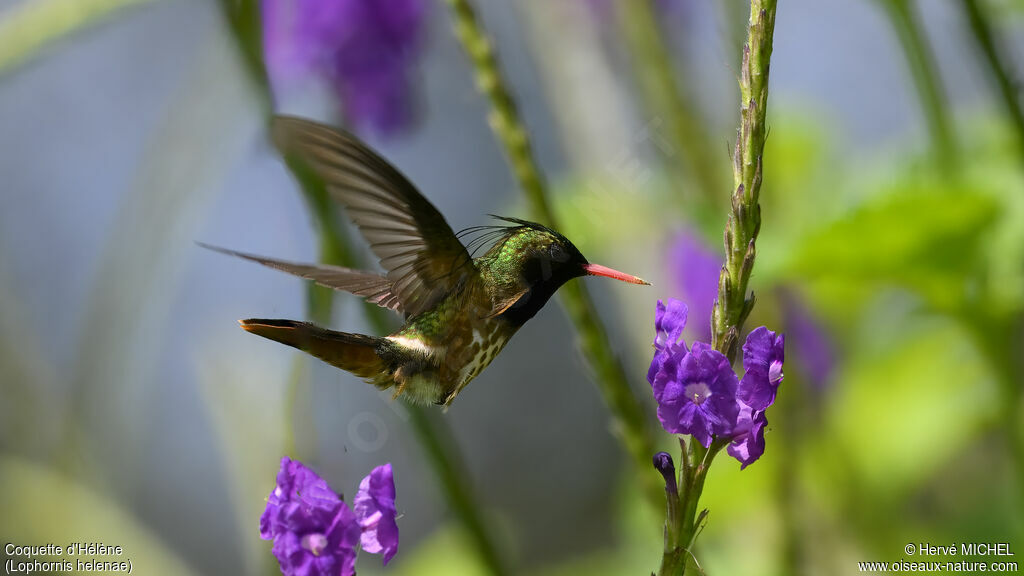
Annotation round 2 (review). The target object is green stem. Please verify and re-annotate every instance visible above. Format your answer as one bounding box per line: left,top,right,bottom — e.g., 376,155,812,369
711,0,778,363
657,443,690,576
876,0,957,169
658,539,687,575
219,3,507,573
959,0,1024,164
678,439,707,540
659,3,780,574
443,0,660,508
617,0,725,222
657,448,685,576
660,439,724,576
407,406,507,576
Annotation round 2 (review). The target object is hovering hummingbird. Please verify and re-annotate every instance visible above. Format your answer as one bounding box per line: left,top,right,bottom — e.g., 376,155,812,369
206,116,649,406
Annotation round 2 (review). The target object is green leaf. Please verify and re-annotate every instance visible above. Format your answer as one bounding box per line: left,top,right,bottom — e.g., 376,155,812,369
383,524,492,576
0,273,55,451
783,184,999,310
549,172,676,255
821,319,998,496
0,455,200,575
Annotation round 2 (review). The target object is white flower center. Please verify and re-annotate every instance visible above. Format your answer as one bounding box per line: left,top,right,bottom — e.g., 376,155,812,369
301,533,328,556
684,382,712,406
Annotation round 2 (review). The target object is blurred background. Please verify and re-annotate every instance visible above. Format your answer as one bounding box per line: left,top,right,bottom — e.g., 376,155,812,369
1,0,1023,574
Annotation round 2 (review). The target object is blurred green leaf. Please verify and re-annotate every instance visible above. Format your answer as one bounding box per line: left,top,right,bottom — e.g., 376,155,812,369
760,110,833,215
384,524,491,576
0,455,200,575
962,119,1024,314
783,185,999,310
549,173,676,255
0,276,55,453
823,319,998,496
0,0,152,76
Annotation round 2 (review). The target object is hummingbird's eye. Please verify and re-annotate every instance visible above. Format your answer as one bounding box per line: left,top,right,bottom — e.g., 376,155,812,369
549,243,569,263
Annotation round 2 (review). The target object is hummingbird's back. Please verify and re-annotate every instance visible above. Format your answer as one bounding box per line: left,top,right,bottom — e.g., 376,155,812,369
384,280,519,405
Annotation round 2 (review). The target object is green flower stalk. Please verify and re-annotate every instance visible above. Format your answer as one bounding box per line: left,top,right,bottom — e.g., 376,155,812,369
711,0,777,363
656,2,780,575
443,0,660,506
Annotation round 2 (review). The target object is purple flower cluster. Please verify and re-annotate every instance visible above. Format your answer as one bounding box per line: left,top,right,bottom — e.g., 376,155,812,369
648,299,784,468
260,458,399,576
262,0,428,135
669,230,834,391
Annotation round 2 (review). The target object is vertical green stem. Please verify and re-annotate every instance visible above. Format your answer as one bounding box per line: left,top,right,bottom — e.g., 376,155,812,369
876,0,957,169
658,494,686,575
711,0,777,363
678,440,709,540
219,3,507,573
658,2,780,574
443,0,661,507
959,0,1024,164
617,0,725,222
660,439,724,576
407,406,507,576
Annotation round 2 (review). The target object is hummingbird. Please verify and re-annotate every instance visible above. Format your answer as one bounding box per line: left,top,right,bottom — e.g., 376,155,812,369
206,116,649,406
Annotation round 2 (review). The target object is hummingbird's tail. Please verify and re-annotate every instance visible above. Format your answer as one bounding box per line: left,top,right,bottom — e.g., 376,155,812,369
239,319,389,384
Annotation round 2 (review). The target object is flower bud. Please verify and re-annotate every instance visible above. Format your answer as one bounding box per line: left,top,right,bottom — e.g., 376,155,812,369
653,451,678,495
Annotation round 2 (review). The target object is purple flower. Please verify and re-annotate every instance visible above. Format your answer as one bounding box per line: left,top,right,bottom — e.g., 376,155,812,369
353,463,399,565
669,230,722,343
653,339,739,448
260,457,361,576
727,403,767,469
648,298,689,384
261,458,401,575
647,299,785,466
261,0,428,135
737,327,785,411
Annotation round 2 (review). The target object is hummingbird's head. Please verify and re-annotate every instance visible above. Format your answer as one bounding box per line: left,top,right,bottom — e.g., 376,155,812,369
473,217,648,324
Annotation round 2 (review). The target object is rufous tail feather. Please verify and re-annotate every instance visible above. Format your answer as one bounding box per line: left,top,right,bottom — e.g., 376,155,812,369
239,319,387,381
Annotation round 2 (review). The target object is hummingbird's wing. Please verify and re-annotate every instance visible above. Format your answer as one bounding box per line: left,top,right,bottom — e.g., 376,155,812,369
272,116,477,317
199,244,403,311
